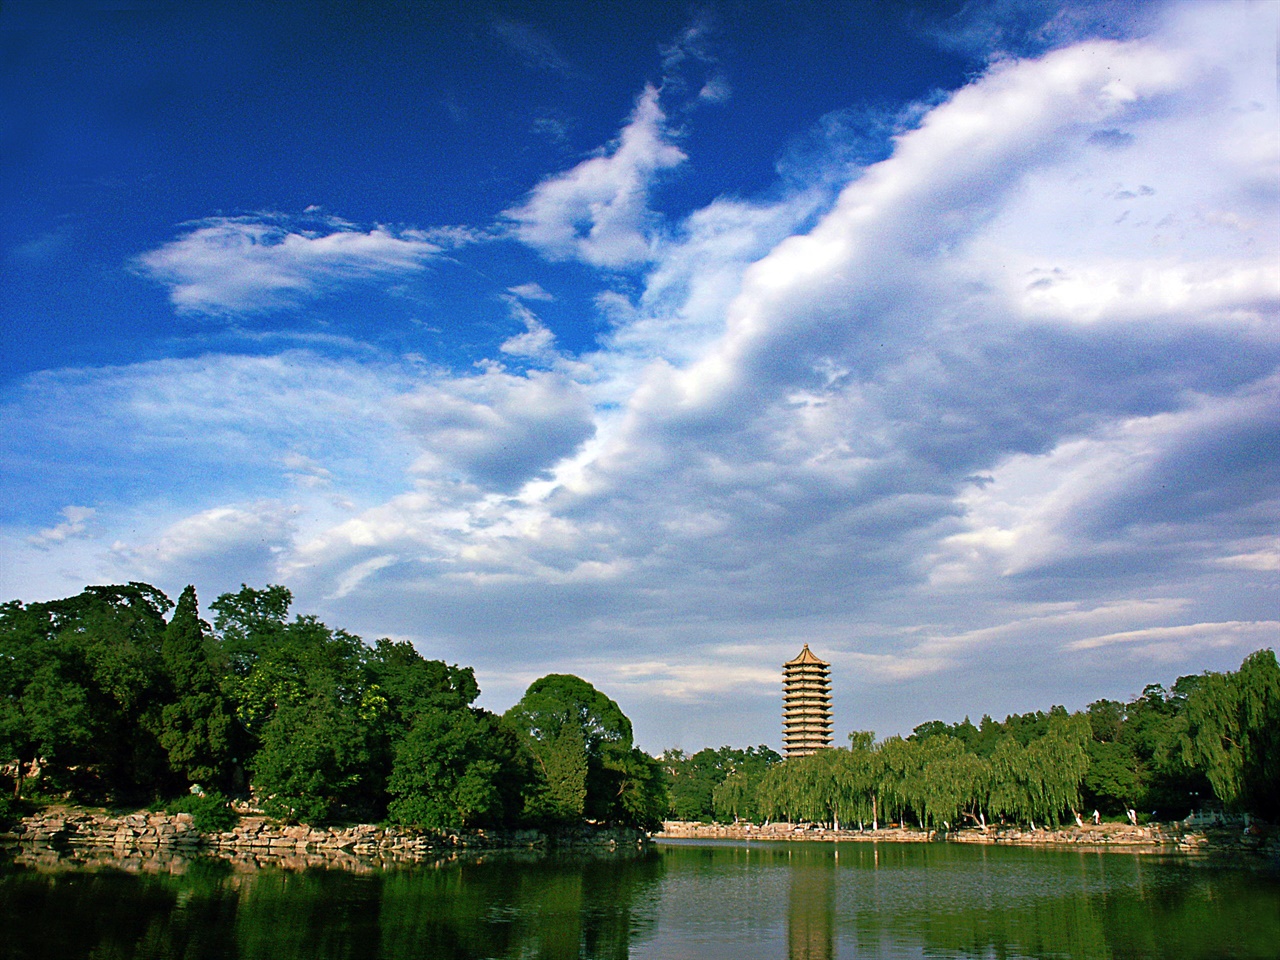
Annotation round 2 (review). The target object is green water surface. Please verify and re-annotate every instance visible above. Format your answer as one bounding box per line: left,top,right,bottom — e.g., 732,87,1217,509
0,840,1275,959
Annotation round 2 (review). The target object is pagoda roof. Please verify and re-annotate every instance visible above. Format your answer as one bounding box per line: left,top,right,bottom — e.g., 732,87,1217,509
784,644,829,667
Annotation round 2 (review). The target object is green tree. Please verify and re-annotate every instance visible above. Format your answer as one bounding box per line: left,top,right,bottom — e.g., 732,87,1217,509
505,674,645,826
1082,739,1140,815
836,732,883,829
542,722,588,822
666,744,780,823
158,586,234,789
1179,648,1280,819
604,746,668,831
712,771,753,822
209,583,293,677
72,584,173,799
252,693,369,823
1,584,173,802
387,707,512,829
224,605,378,822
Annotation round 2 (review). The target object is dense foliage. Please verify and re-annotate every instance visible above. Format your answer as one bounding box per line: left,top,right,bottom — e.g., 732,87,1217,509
0,582,666,832
504,674,667,830
663,650,1277,828
660,745,781,822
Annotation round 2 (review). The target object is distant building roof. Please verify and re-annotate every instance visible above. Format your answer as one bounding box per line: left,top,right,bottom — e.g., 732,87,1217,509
784,644,829,667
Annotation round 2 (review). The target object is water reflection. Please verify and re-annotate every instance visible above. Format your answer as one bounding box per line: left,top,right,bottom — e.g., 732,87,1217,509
0,845,664,959
2,841,1278,959
787,846,834,960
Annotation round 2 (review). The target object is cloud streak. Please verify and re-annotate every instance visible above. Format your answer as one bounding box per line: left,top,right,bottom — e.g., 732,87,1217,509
135,215,447,315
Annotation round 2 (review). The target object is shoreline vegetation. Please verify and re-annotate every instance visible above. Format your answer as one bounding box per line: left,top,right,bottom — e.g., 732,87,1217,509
2,581,1277,861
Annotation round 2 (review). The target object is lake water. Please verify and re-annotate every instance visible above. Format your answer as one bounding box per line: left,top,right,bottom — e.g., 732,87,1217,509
1,839,1277,959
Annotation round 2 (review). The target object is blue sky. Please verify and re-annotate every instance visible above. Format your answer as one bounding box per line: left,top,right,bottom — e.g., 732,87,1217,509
2,0,1277,752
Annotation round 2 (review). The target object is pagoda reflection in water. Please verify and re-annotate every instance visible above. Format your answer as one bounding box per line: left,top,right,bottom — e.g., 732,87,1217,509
787,846,836,960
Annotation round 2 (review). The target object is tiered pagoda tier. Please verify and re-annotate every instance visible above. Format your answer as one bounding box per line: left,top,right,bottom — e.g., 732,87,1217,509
782,645,833,758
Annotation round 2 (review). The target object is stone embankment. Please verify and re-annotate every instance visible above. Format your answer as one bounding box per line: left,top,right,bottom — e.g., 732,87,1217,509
1,808,645,871
656,819,1280,857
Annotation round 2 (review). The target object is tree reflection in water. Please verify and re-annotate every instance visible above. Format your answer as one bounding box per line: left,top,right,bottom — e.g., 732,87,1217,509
0,847,666,960
787,845,835,960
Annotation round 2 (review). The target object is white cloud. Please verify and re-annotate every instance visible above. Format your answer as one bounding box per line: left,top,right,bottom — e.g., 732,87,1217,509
135,215,445,314
1067,620,1279,654
330,554,399,600
1213,545,1280,572
398,364,595,491
507,282,554,301
111,501,299,591
27,506,95,547
504,85,686,268
499,298,558,359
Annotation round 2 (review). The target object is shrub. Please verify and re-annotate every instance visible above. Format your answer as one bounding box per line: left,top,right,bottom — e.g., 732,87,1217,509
165,791,238,834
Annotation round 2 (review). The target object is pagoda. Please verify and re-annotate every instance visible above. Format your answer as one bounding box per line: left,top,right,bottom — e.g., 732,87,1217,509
782,645,833,758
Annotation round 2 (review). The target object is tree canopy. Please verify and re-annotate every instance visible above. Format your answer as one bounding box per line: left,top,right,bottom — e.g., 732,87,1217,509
0,582,665,833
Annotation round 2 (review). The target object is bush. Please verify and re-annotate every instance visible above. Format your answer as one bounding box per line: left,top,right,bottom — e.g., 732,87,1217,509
0,792,14,829
164,791,238,834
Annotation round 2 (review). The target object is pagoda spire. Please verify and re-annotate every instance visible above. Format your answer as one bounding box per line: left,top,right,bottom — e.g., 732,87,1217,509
782,645,832,758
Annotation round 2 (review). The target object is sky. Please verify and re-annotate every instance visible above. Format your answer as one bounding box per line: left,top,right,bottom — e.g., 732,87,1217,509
1,0,1277,753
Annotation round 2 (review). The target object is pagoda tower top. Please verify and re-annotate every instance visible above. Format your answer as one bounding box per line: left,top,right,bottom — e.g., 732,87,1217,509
784,644,828,667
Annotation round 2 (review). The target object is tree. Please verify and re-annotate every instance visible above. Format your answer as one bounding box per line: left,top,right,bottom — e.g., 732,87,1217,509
158,586,234,789
387,707,515,829
504,674,633,758
1179,649,1280,819
251,693,368,823
209,583,293,676
1082,739,1140,815
504,674,640,825
1,601,91,797
229,610,378,821
542,723,589,822
603,746,668,831
712,772,753,822
5,583,175,801
665,744,780,823
837,732,883,829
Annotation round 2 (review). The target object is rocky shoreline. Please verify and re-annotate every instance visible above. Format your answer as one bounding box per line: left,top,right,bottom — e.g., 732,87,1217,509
5,809,1276,874
0,807,647,872
655,819,1280,857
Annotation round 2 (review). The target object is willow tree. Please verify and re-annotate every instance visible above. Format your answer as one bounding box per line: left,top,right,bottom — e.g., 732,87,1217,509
712,771,752,822
916,736,989,831
877,736,929,828
988,737,1033,826
1179,649,1280,820
756,761,796,823
987,713,1089,828
1028,712,1091,825
835,732,882,829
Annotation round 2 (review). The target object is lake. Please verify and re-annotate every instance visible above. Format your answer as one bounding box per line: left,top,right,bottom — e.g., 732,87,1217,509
1,839,1276,959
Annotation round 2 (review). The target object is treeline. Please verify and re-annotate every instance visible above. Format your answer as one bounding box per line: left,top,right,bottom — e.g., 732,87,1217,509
4,582,1275,833
0,582,666,831
664,649,1279,829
